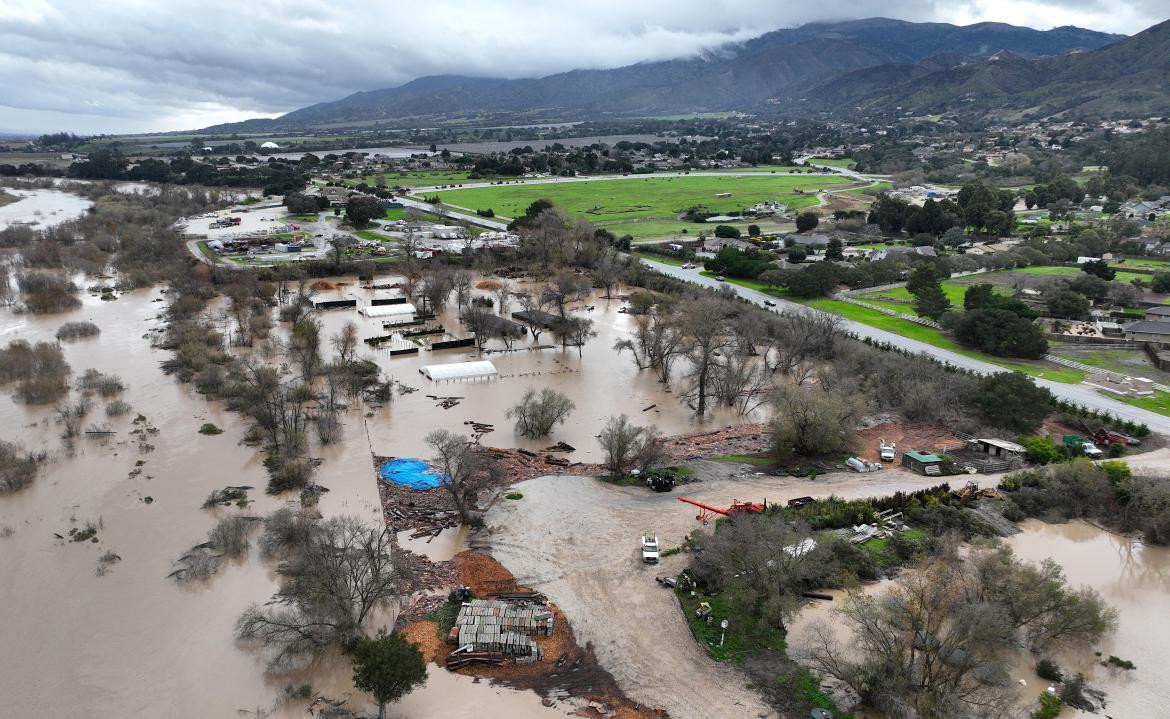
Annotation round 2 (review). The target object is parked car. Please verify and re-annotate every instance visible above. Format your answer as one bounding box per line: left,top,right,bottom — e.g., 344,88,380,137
715,275,726,282
762,300,776,307
682,262,696,269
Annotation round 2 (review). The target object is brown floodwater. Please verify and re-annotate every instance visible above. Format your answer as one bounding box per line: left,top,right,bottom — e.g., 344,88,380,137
1009,519,1170,718
784,519,1170,719
311,276,755,464
0,187,92,230
0,285,568,717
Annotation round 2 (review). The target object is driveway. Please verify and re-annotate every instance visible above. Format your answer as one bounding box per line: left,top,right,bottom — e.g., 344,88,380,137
477,462,1001,719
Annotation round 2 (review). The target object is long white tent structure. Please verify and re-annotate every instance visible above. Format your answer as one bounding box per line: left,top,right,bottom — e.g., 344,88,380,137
359,303,417,319
420,360,498,381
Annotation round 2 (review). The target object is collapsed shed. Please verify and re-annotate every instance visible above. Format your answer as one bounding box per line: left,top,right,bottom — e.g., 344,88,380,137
420,360,498,381
452,599,554,663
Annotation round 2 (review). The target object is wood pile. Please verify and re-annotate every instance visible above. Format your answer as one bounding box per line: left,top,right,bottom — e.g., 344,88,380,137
663,423,770,460
446,650,506,669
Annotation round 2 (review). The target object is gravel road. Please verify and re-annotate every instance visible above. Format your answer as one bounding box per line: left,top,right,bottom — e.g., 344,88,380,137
477,461,998,719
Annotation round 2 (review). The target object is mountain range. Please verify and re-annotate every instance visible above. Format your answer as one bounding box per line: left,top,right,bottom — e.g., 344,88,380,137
203,17,1170,132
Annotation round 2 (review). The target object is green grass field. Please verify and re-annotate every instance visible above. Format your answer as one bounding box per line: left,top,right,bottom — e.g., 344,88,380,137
797,297,1084,382
426,175,849,231
354,230,395,243
1014,265,1148,284
1113,258,1170,272
693,165,807,174
699,271,787,297
351,170,475,188
1116,390,1170,416
810,157,855,168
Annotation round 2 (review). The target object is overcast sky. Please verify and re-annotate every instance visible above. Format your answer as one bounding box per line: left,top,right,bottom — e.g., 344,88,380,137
0,0,1165,135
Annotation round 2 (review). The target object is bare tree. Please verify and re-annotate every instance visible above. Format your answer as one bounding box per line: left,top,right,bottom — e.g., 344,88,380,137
676,297,734,415
494,279,512,316
558,316,597,356
451,269,474,309
331,321,359,366
506,388,575,439
419,265,453,313
425,429,494,523
598,414,643,475
634,426,667,474
516,289,555,342
236,514,408,673
290,317,322,382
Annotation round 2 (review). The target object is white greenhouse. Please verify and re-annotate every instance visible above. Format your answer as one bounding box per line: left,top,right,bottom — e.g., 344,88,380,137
420,360,498,381
359,303,417,319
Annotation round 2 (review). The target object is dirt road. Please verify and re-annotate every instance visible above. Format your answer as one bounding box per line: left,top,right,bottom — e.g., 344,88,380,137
477,461,990,719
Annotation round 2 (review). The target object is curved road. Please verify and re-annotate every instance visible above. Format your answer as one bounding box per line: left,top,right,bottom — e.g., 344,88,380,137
643,259,1170,434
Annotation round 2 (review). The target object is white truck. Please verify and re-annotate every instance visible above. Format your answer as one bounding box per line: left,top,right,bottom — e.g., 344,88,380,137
879,440,896,462
641,535,660,564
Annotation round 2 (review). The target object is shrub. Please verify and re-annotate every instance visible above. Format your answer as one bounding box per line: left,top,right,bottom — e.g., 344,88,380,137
0,441,45,494
1035,658,1063,681
199,422,224,435
0,340,71,404
55,321,101,341
1031,692,1062,719
77,369,125,398
105,399,132,417
17,272,81,314
1020,436,1064,465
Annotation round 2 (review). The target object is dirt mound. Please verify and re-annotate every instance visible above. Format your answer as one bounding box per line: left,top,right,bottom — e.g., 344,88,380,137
856,422,962,462
310,280,335,291
475,279,503,291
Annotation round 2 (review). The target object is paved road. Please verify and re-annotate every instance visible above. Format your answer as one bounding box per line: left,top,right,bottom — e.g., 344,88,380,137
395,195,509,230
643,259,1170,434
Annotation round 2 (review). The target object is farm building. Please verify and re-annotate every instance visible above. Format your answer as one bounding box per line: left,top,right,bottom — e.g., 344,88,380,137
420,360,498,381
901,450,945,476
511,309,565,330
971,438,1026,459
1122,320,1170,344
359,303,417,322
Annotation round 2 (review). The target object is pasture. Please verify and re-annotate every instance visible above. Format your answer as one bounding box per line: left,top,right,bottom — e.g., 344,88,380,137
425,174,850,239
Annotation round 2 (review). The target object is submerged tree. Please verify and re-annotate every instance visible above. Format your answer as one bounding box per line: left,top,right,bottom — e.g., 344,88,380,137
506,388,575,439
236,514,409,672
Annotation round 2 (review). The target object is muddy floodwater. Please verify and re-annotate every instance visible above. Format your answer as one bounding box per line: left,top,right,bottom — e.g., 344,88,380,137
1009,519,1170,718
782,519,1170,719
0,187,92,230
0,285,570,717
310,277,755,463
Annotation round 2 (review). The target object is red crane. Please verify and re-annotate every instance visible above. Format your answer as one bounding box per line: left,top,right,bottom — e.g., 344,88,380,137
677,497,767,524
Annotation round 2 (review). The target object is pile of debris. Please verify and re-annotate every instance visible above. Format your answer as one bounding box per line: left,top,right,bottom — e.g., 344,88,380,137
663,423,769,460
448,599,555,664
483,446,605,482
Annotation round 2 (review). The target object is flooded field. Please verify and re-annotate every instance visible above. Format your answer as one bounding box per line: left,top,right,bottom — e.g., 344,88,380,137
0,187,92,230
1009,519,1170,718
781,519,1170,718
310,277,757,463
0,285,569,717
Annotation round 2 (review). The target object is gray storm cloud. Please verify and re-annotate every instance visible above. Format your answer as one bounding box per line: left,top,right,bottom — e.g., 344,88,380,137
0,0,1163,133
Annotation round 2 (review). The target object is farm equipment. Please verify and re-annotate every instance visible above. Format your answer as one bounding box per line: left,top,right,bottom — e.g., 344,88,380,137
678,496,767,523
1093,428,1140,447
787,496,815,509
655,576,678,589
879,440,896,462
645,471,676,492
846,456,883,473
954,481,1000,502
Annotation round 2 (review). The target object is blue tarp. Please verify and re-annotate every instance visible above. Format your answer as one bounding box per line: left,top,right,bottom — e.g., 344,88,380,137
379,457,447,490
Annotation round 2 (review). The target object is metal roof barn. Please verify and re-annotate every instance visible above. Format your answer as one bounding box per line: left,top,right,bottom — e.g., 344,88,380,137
359,303,417,318
420,360,498,381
